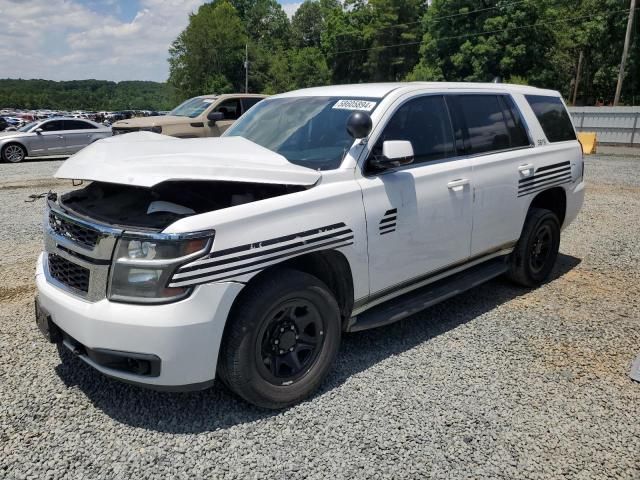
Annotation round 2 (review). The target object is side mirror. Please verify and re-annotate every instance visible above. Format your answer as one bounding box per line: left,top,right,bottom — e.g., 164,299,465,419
346,111,372,139
370,140,414,170
207,111,224,123
35,128,43,134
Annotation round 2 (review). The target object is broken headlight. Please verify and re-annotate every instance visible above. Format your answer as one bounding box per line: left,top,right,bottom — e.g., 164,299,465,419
108,231,213,304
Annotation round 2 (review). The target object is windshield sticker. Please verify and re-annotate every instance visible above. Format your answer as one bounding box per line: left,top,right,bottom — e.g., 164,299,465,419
202,99,216,104
332,99,377,111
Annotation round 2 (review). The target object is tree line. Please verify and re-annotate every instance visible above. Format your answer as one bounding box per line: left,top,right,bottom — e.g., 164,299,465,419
0,79,174,111
169,0,639,105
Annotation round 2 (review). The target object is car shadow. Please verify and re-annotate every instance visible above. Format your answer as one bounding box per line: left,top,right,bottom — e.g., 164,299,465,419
54,253,581,433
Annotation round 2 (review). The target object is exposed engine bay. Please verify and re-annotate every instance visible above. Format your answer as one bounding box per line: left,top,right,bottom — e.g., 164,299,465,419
59,180,306,230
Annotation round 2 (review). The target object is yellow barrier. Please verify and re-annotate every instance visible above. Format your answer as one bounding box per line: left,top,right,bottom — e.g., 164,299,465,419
577,132,597,154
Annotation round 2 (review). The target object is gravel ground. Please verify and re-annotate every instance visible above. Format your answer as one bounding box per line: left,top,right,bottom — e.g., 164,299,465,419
1,155,639,479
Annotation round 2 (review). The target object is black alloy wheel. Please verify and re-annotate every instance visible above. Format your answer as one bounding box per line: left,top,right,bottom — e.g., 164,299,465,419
257,299,325,384
507,207,561,287
218,268,341,409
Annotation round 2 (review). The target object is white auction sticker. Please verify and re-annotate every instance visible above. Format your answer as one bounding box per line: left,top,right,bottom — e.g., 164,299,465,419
332,99,377,111
202,99,216,104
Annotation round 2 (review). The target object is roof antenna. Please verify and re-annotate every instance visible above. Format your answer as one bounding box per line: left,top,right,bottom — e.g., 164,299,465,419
492,76,502,83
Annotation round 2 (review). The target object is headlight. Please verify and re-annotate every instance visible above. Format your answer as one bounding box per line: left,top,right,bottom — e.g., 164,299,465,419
109,231,213,304
140,126,162,134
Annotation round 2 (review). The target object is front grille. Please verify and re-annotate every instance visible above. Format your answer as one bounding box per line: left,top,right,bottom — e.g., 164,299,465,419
49,211,100,250
48,254,90,293
112,127,138,135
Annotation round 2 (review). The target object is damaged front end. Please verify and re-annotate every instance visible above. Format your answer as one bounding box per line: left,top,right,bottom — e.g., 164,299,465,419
44,178,306,305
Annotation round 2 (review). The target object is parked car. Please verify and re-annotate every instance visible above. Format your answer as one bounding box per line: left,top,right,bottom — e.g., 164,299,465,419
111,93,266,138
0,117,112,163
35,82,584,408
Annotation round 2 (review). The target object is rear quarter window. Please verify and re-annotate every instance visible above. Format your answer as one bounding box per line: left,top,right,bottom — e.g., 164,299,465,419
525,95,576,143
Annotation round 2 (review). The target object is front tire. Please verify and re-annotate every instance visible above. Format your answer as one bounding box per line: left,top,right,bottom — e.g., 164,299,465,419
507,208,561,287
2,143,26,163
219,269,341,409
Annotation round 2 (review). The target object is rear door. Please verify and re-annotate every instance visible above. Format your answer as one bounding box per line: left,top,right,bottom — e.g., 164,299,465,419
447,94,534,256
358,94,474,298
63,120,97,153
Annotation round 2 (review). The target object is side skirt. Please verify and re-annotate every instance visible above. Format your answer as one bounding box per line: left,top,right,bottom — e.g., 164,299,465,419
346,255,509,333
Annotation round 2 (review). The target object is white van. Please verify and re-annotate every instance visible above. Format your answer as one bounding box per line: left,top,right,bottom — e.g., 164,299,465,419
35,82,584,408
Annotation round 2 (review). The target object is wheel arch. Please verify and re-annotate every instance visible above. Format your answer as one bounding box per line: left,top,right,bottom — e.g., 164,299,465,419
527,186,567,226
228,249,355,330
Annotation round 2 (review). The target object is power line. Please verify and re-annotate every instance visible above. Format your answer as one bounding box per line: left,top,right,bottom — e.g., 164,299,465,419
330,7,634,56
331,0,538,39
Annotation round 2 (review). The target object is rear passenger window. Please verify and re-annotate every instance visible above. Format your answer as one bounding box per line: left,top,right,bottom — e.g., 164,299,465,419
500,95,531,148
242,97,262,112
371,95,455,165
450,95,511,155
525,95,576,142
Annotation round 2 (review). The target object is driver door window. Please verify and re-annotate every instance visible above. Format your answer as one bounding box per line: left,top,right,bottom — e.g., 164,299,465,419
370,95,455,168
40,120,65,132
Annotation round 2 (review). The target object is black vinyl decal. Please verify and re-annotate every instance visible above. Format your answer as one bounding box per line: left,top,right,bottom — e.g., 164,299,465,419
170,223,354,286
518,161,572,197
379,209,398,235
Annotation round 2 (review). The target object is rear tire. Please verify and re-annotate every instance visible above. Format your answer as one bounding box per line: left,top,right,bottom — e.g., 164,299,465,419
507,208,561,287
2,143,26,163
219,268,341,409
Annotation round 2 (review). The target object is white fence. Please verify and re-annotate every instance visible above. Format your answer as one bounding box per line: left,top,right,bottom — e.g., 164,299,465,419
568,106,640,146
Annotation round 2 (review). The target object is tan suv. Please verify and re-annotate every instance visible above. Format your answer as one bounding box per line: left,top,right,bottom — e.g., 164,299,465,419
111,93,266,138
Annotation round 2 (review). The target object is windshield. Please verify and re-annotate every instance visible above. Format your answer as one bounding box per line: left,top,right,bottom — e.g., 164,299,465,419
169,97,216,118
18,121,38,132
224,96,381,170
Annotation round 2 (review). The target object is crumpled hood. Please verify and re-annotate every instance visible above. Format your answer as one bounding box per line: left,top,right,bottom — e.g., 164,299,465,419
55,132,321,187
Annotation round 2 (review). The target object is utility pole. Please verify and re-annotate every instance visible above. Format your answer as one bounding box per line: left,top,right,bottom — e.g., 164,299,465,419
244,44,249,93
614,0,636,106
572,50,583,106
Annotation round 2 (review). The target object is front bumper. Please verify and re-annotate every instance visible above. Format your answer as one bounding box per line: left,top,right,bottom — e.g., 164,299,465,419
36,253,244,389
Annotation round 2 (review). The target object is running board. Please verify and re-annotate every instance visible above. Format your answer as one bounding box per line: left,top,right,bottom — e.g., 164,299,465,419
347,258,508,332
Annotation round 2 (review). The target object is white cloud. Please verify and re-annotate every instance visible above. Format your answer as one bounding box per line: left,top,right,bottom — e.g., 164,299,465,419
0,0,203,82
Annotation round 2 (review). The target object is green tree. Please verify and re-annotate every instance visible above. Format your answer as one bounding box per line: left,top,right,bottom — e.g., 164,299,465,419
168,0,247,99
292,0,324,48
264,47,331,93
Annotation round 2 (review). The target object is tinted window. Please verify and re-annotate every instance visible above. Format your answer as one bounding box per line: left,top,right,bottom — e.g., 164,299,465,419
242,97,263,112
40,120,65,132
64,120,96,130
371,95,455,165
451,95,511,155
214,99,241,120
525,95,576,142
500,95,531,147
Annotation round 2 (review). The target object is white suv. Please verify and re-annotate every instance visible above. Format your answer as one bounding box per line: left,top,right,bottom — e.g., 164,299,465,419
35,82,584,408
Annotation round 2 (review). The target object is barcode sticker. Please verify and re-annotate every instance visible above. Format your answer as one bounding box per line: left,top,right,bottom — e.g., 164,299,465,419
332,100,377,111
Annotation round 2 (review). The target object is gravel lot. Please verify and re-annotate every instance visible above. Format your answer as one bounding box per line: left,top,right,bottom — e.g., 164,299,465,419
1,155,639,479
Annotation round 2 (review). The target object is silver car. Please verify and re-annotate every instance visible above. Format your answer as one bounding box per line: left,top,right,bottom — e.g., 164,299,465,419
0,117,112,163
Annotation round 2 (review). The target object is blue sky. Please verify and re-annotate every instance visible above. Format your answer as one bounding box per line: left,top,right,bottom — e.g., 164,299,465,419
0,0,302,82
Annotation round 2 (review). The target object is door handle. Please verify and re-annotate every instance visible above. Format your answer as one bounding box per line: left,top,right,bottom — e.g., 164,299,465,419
447,178,470,189
518,163,534,174
57,135,64,139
